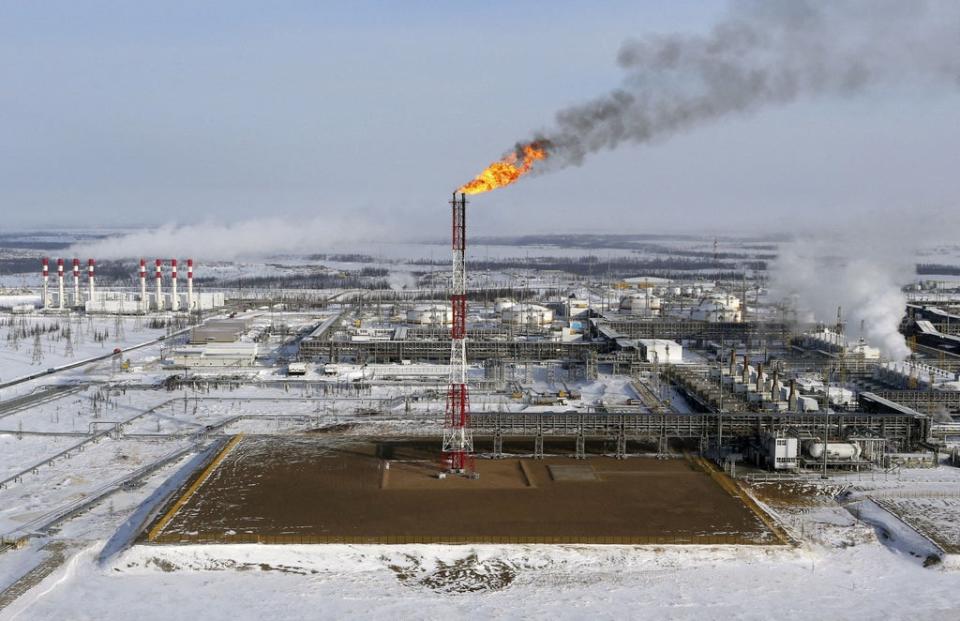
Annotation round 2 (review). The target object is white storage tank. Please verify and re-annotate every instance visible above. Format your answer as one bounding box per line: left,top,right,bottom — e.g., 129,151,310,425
618,293,661,315
406,304,452,325
804,441,862,461
501,304,554,326
689,293,741,322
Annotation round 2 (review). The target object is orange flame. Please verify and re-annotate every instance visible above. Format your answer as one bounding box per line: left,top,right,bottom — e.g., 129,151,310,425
457,142,548,195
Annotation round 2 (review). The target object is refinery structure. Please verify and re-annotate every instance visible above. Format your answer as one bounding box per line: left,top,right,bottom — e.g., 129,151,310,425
5,0,960,616
5,214,960,486
2,196,960,614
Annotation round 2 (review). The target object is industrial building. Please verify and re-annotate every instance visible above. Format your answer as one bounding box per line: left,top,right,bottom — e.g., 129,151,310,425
190,319,252,343
169,342,259,368
635,339,683,364
17,221,960,508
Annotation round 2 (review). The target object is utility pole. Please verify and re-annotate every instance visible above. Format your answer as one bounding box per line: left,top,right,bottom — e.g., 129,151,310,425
822,411,829,479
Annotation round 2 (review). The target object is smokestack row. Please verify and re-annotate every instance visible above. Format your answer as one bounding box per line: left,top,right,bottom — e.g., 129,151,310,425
147,258,194,312
40,257,93,309
39,257,195,313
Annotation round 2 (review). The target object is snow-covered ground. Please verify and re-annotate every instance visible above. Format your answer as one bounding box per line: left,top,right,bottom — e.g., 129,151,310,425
2,399,960,620
0,243,958,617
2,535,960,620
874,497,960,553
0,315,168,384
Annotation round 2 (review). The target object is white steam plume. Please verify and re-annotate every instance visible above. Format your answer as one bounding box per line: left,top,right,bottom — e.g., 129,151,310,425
771,210,957,361
773,243,912,359
69,216,386,261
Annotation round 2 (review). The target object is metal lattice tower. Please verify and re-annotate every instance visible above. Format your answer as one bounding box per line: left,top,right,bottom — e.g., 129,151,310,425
442,192,474,473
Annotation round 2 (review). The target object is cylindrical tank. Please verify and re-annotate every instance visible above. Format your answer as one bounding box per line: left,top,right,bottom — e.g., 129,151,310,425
501,304,554,326
407,304,451,325
804,442,861,460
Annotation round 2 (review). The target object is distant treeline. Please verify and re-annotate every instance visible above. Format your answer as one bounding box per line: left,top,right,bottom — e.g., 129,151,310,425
215,273,390,290
409,255,766,276
472,233,789,248
634,244,777,261
0,241,74,251
0,258,40,275
358,267,389,277
307,253,383,263
917,263,960,276
474,233,705,247
0,258,134,281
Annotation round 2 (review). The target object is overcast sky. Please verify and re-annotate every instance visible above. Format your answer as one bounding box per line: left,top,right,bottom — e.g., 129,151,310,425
3,1,959,239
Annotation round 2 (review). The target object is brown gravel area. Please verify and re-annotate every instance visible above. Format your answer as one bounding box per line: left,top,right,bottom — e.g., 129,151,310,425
159,437,773,542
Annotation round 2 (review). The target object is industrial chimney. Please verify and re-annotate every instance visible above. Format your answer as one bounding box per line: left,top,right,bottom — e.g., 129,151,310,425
155,259,163,311
170,259,179,311
788,379,798,411
41,257,49,309
187,258,194,312
56,258,64,310
87,259,95,304
741,354,749,383
139,259,147,311
72,259,80,307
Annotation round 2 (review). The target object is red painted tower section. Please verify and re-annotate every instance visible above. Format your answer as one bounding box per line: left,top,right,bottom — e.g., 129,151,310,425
442,192,474,473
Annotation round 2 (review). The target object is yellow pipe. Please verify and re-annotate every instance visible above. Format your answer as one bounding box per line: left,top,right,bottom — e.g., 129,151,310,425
147,434,245,542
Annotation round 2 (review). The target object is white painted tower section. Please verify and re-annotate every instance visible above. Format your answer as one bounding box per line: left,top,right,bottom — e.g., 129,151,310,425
170,259,179,311
187,258,194,312
87,259,95,303
41,258,49,309
155,259,163,311
72,259,80,307
139,259,147,312
56,258,64,310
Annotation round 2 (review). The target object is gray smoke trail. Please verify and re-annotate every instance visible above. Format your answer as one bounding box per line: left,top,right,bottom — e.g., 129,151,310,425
531,0,960,168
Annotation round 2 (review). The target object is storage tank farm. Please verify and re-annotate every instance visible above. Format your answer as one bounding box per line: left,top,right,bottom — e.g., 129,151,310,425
27,202,942,555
